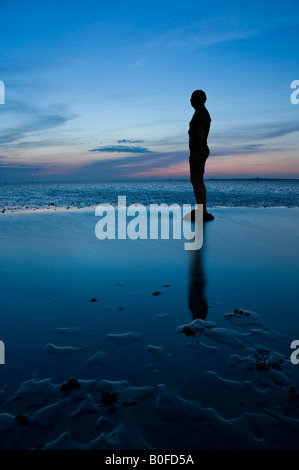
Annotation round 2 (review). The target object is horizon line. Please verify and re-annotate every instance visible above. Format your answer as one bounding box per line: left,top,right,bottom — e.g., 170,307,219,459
1,177,299,184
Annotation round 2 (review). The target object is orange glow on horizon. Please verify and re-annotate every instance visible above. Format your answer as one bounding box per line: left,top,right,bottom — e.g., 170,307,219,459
127,153,299,179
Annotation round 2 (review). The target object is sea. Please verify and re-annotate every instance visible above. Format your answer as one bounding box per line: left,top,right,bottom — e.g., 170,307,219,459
0,179,298,211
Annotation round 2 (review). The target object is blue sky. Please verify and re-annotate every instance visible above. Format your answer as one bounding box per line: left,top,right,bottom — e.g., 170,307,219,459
0,0,298,181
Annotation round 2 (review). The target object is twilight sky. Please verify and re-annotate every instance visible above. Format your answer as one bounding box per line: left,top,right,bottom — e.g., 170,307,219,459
0,0,298,181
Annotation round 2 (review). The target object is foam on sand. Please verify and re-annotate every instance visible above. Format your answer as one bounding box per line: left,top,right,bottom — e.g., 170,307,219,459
106,332,142,345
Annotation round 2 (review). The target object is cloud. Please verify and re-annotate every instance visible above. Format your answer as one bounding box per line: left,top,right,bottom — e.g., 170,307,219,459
0,162,44,170
89,145,152,154
5,138,79,149
117,139,143,144
209,121,299,150
211,143,283,157
73,150,187,179
0,116,70,145
146,18,259,53
257,123,299,140
0,101,75,146
0,161,47,181
1,141,297,182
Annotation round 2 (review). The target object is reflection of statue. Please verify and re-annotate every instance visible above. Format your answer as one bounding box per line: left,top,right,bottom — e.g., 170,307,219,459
188,249,208,320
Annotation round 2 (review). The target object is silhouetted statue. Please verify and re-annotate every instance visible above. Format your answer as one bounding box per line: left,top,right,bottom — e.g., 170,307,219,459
189,90,214,222
188,249,208,320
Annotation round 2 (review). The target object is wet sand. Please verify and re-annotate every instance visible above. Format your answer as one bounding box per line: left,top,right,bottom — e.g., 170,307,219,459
0,207,298,449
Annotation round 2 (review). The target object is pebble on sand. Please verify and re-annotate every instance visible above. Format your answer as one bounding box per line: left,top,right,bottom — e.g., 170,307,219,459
101,391,118,404
60,379,81,393
15,413,31,426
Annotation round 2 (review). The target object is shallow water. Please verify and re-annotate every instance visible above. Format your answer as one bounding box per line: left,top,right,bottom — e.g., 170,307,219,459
0,208,298,449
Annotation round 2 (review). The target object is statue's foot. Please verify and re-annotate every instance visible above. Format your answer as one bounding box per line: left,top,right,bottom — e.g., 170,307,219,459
203,212,214,222
187,209,214,222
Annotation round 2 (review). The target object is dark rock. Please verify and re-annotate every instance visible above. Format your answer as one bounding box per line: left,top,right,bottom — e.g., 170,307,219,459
255,362,271,371
152,291,162,296
270,359,284,371
226,309,250,320
89,298,99,302
179,326,197,337
289,386,299,407
60,378,81,392
101,391,118,404
254,349,284,372
15,413,31,426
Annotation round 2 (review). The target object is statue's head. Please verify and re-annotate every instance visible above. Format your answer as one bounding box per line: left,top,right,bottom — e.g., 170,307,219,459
190,90,206,109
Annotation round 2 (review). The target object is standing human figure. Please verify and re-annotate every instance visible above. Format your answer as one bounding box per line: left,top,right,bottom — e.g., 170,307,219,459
189,90,214,222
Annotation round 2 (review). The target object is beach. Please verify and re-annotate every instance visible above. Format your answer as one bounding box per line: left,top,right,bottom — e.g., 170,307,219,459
0,206,298,449
1,0,299,454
